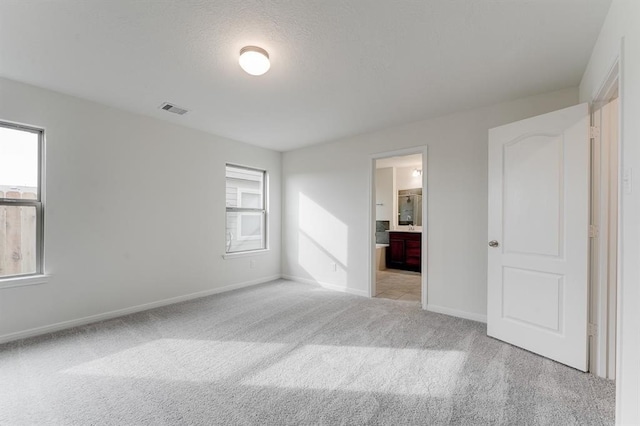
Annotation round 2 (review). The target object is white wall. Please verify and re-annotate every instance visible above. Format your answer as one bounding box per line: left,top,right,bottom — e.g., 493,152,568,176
396,166,423,191
579,1,640,423
282,87,578,317
375,167,393,221
0,77,281,342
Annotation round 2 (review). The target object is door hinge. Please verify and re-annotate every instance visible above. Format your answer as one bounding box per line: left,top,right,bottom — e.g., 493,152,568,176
588,323,598,337
589,225,599,238
590,126,600,139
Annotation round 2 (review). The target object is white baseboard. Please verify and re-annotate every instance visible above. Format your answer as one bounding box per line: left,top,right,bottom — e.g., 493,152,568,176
0,275,281,345
281,274,369,298
426,304,487,323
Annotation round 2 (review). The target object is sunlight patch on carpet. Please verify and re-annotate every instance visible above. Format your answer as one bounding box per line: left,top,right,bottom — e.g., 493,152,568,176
243,344,466,396
62,339,287,382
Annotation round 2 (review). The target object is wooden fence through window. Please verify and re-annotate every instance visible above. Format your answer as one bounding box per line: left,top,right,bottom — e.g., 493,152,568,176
0,190,37,277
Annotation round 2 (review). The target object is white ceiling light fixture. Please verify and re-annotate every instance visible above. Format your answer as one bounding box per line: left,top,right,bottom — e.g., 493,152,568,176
412,168,422,177
239,46,270,76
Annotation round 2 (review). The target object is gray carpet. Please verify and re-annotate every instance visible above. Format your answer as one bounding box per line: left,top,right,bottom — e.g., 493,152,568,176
0,279,614,425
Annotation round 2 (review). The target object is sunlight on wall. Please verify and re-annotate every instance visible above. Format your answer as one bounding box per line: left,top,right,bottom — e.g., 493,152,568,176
298,232,348,286
298,193,348,265
297,193,349,284
62,339,286,382
243,344,466,396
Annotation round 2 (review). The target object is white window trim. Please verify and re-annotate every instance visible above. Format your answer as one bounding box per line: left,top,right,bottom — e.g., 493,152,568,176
225,164,268,255
0,274,51,290
0,120,45,281
222,249,270,260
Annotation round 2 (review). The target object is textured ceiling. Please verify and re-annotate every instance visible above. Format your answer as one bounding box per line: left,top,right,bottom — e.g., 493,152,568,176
0,0,611,151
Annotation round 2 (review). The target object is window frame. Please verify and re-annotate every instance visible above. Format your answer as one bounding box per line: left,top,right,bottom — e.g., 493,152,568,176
236,188,263,241
225,164,267,255
0,120,45,281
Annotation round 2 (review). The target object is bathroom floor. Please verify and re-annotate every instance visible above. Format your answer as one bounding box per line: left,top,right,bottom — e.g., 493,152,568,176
375,269,421,302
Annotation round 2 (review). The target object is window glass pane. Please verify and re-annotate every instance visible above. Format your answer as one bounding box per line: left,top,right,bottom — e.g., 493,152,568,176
225,165,263,208
0,205,37,277
0,127,39,199
240,192,261,209
226,211,265,253
239,213,262,239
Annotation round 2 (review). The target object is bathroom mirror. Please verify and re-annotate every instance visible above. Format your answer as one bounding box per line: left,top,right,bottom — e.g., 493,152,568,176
398,188,422,226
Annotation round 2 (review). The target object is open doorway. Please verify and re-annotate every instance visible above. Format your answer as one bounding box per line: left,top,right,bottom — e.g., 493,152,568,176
590,65,620,380
370,150,426,304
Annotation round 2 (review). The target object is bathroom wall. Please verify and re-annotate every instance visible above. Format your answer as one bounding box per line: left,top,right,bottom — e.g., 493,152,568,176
375,167,394,221
396,166,423,191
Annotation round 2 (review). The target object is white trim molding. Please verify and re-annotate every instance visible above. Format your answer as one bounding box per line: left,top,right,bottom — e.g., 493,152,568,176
222,249,270,260
0,274,51,290
281,274,369,298
0,275,280,345
426,304,488,323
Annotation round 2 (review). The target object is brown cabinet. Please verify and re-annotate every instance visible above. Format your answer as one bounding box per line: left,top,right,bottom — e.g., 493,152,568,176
386,232,421,272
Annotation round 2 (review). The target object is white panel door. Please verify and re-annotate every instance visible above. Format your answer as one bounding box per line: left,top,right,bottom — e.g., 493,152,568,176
487,103,590,371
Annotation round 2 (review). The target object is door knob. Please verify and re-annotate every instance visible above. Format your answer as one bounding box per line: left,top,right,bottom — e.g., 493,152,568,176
488,240,499,248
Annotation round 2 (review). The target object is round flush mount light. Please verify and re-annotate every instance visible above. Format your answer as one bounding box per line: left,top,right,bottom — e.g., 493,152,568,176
239,46,270,76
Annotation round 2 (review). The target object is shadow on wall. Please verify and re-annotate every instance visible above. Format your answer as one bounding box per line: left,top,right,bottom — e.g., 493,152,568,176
297,193,349,286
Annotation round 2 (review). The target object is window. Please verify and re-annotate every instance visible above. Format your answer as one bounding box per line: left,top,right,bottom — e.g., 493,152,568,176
0,122,44,279
225,164,266,253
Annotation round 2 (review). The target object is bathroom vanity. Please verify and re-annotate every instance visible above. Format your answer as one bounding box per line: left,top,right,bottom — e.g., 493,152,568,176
386,231,421,272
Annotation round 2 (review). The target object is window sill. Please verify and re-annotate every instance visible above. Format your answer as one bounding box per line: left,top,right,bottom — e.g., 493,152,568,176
223,249,270,260
0,274,51,290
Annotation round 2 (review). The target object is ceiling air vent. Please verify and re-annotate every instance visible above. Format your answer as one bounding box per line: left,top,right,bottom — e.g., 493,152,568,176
159,102,188,115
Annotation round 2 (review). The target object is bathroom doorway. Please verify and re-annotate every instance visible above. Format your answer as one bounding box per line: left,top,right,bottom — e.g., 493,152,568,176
369,147,427,305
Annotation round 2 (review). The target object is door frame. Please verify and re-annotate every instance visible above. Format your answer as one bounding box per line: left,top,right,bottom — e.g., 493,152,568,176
589,58,621,379
368,146,428,308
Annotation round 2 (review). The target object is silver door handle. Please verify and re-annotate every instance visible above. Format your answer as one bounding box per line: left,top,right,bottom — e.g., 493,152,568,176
488,240,499,248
